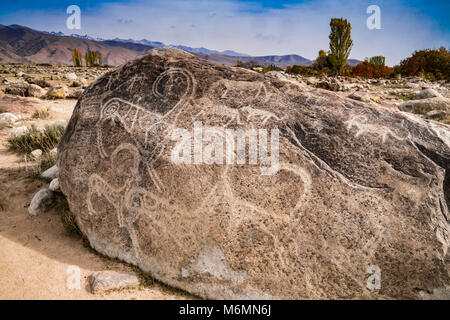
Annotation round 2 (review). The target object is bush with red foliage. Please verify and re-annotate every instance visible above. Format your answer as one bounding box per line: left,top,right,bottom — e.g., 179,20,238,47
351,61,394,78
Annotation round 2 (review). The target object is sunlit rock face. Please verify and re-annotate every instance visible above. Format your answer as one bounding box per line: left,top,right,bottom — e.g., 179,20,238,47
58,47,449,299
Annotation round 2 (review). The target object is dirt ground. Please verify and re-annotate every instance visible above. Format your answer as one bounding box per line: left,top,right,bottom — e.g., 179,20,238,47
0,99,193,300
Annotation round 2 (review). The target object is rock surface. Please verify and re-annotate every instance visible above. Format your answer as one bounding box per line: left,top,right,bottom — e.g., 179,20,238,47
58,48,450,300
88,270,140,293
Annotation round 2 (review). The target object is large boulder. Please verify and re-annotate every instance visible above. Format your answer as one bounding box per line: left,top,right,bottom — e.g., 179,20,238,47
58,47,450,300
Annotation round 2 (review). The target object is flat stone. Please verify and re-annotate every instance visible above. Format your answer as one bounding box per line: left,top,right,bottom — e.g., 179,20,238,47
88,271,140,294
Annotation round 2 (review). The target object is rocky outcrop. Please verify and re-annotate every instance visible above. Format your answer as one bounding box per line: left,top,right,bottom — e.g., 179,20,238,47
58,47,450,300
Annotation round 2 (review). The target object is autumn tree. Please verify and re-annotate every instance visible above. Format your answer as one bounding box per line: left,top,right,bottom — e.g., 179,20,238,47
312,49,332,74
328,18,353,74
85,50,103,67
72,48,82,67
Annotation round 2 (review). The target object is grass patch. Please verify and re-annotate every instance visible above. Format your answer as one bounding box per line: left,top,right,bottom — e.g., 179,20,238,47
397,94,415,101
7,124,65,154
32,107,51,120
27,152,57,178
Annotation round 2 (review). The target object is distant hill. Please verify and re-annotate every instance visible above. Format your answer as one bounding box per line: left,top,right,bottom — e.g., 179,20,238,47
196,53,312,67
0,24,362,69
347,59,362,66
0,24,155,65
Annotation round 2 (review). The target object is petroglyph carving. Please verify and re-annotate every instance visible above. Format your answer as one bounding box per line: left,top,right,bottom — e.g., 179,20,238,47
210,79,270,108
345,115,408,143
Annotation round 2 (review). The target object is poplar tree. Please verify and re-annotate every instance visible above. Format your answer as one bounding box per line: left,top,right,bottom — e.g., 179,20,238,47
72,48,82,67
328,18,353,74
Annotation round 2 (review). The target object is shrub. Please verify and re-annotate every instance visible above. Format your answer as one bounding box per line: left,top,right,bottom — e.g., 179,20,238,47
7,124,65,154
85,50,103,67
286,65,319,76
351,60,394,78
396,47,450,80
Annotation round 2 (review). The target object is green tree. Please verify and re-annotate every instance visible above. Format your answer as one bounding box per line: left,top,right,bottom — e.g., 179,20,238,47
72,48,82,67
85,50,103,67
313,49,332,73
328,18,353,74
369,56,386,66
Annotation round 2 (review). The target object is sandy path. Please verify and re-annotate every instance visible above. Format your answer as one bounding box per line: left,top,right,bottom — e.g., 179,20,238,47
0,99,193,300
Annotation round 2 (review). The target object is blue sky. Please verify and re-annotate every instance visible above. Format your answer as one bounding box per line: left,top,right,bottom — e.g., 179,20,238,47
0,0,449,65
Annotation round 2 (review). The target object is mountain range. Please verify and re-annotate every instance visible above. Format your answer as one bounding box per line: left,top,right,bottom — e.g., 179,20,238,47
0,24,361,68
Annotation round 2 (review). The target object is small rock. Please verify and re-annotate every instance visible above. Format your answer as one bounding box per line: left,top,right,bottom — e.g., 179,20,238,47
49,148,58,157
40,165,58,181
28,188,55,215
348,91,371,103
88,271,140,294
0,112,18,126
5,81,29,96
67,88,84,99
64,72,78,81
30,149,43,159
413,88,442,100
27,84,46,98
424,110,446,120
7,125,28,137
399,97,450,115
46,85,69,99
49,178,60,192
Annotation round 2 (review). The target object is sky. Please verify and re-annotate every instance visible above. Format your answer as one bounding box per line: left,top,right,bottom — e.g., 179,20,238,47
0,0,449,65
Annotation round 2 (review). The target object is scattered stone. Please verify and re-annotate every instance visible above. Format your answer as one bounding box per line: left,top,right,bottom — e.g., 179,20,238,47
67,88,84,99
27,84,46,98
49,148,58,157
413,88,442,100
7,125,28,137
28,188,55,215
30,149,43,159
46,85,69,99
49,178,60,192
348,91,371,102
399,96,450,114
88,271,140,294
40,165,58,181
0,112,18,126
5,81,29,96
64,72,78,81
424,110,447,120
